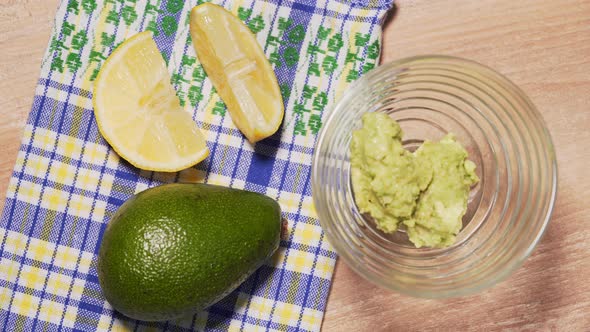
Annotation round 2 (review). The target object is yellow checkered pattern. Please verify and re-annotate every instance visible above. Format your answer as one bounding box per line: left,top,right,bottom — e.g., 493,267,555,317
273,302,302,327
18,265,48,291
56,135,83,160
1,0,392,330
25,238,55,264
12,292,41,318
41,187,69,212
38,299,65,325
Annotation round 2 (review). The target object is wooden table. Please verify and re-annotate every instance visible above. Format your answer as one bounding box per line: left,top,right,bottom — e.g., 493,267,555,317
1,0,589,330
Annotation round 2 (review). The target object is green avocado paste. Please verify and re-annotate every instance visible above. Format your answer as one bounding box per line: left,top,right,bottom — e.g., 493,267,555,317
350,112,479,248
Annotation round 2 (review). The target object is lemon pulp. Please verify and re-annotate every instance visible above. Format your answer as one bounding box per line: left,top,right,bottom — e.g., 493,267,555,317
93,31,209,172
190,3,284,143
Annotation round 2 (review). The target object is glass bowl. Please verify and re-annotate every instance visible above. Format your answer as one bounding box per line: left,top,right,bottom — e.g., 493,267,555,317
311,55,557,298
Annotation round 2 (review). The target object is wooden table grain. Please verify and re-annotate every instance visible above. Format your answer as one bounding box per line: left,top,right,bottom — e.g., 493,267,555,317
1,0,589,331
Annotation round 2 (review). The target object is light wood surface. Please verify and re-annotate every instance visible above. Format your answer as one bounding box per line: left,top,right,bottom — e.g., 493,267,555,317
1,0,589,331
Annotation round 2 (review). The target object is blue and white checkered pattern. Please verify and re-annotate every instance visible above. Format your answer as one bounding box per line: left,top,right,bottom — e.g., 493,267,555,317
0,0,393,330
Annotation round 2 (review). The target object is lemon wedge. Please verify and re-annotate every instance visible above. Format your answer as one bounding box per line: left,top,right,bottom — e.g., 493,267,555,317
93,31,209,172
190,3,284,143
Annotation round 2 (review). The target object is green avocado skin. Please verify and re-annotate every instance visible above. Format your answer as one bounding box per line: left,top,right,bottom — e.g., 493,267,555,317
97,183,281,322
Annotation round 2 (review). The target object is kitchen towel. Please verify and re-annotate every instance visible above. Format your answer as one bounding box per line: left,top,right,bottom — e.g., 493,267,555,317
0,0,393,330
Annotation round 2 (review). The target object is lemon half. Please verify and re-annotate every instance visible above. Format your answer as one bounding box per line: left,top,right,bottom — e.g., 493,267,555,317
93,31,209,172
190,3,284,143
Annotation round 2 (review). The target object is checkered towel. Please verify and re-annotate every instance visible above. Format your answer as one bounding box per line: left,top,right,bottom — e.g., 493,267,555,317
0,0,393,330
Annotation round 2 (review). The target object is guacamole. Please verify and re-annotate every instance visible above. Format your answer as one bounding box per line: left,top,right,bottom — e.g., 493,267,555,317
350,113,479,248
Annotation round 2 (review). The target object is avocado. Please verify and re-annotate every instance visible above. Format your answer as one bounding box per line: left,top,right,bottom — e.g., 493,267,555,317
97,183,281,321
350,112,479,248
